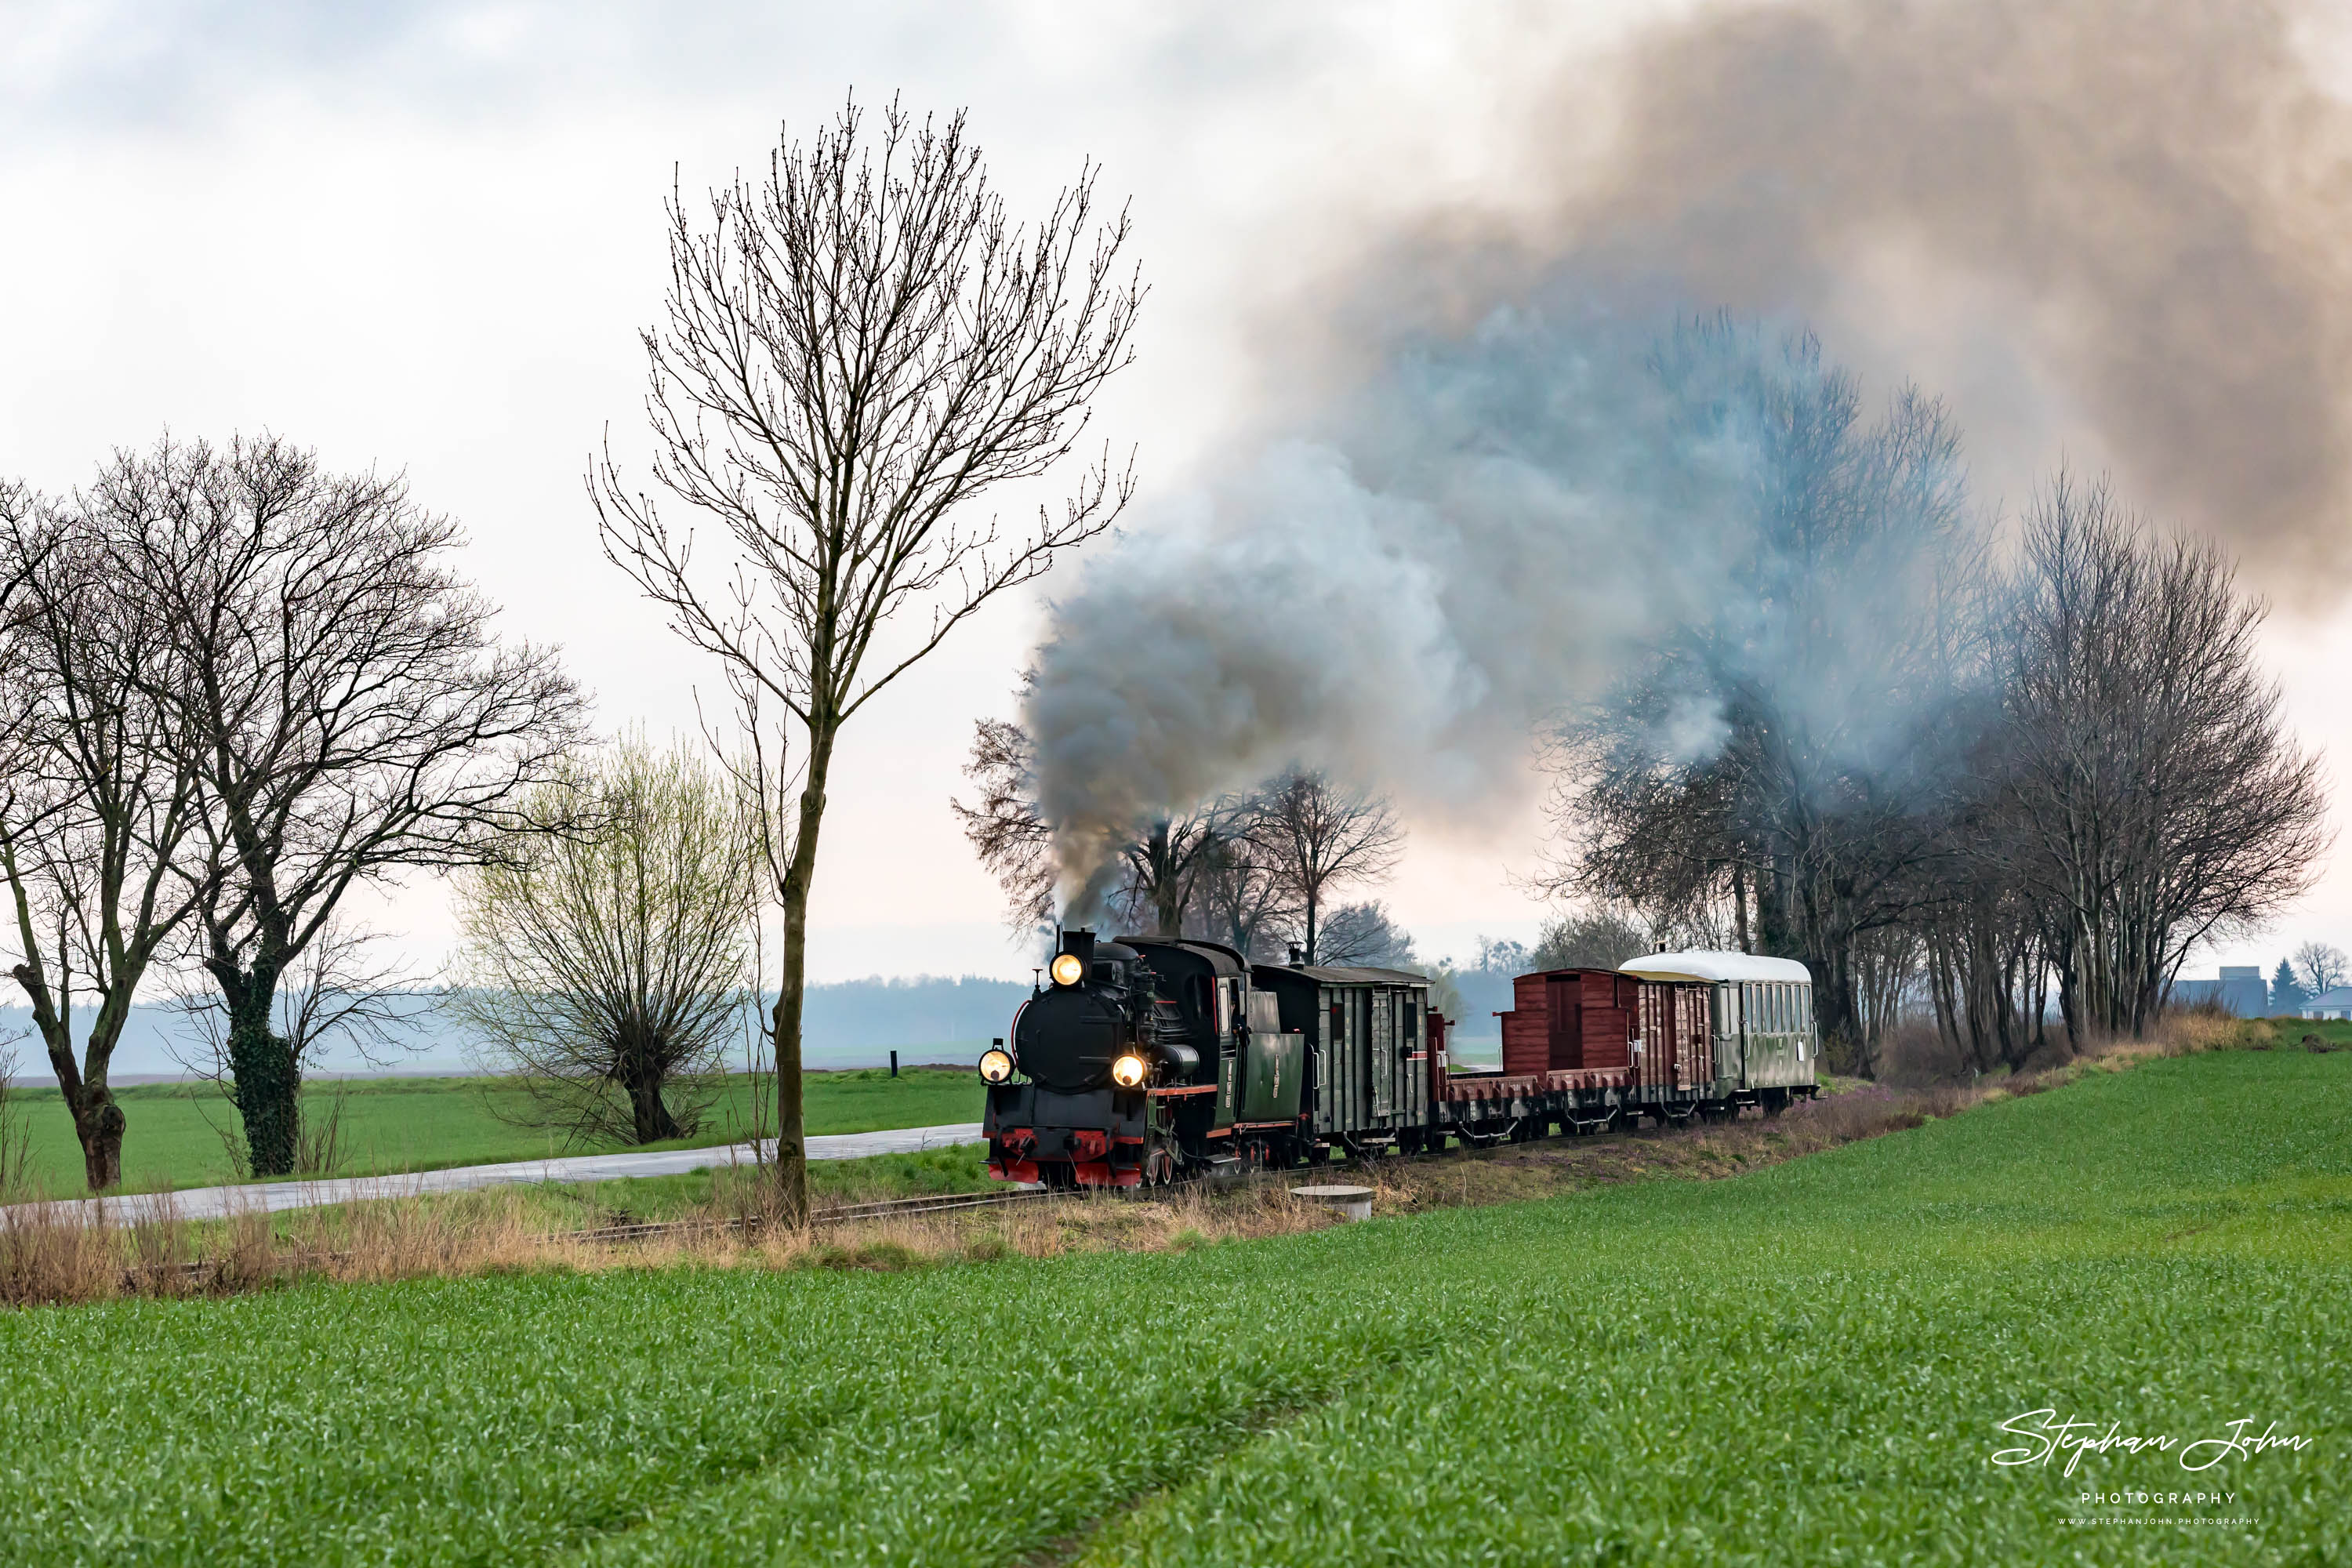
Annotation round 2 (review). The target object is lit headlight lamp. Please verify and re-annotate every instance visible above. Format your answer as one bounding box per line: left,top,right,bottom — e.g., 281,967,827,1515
978,1047,1015,1083
1051,953,1085,987
1109,1052,1148,1089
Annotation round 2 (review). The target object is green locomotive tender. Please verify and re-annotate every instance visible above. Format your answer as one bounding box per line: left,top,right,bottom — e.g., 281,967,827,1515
982,931,1819,1187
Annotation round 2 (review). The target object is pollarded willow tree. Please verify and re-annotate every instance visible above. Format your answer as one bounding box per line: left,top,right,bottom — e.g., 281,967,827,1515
452,735,753,1147
593,97,1142,1222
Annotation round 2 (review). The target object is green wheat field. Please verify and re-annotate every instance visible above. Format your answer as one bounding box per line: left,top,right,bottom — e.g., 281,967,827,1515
0,1047,2343,1565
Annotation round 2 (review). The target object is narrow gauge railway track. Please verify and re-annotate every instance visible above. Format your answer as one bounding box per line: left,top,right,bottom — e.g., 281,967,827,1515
114,1131,1592,1291
568,1184,1062,1244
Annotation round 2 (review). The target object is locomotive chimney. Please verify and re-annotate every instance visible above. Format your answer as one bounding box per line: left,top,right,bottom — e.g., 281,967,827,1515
1288,943,1305,964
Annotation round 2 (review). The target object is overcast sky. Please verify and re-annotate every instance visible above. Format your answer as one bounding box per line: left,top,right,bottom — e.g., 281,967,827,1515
7,0,2349,984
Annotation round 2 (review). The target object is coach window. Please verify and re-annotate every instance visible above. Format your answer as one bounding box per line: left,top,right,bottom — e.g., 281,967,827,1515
1402,998,1419,1049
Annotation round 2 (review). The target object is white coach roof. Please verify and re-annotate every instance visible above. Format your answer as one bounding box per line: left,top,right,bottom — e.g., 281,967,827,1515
1618,951,1814,984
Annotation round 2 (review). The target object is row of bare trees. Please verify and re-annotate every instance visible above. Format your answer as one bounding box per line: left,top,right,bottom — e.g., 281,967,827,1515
1545,328,2325,1076
954,723,1407,965
0,440,585,1186
0,95,1139,1219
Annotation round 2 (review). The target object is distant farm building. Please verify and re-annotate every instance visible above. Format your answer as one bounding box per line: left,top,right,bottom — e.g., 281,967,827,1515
2171,967,2269,1017
2299,987,2352,1022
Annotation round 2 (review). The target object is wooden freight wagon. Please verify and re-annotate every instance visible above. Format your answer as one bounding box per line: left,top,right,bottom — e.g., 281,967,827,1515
1446,952,1820,1141
1250,963,1436,1155
1495,968,1645,1075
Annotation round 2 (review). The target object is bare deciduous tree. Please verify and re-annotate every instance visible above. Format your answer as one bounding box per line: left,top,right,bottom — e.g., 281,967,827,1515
0,1037,34,1199
1192,832,1293,960
955,716,1240,946
950,717,1054,934
453,736,752,1147
1529,906,1649,972
0,484,209,1189
1315,899,1418,969
115,435,586,1176
1994,474,2327,1040
2291,941,2347,997
1112,810,1226,938
592,99,1141,1221
1248,768,1402,964
168,916,425,1084
1547,324,1986,1073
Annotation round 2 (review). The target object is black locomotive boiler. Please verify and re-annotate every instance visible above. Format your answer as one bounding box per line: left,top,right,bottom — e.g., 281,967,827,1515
980,931,1822,1185
979,928,1436,1186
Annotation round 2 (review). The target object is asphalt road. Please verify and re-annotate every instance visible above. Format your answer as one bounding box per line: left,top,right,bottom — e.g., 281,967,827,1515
6,1122,987,1225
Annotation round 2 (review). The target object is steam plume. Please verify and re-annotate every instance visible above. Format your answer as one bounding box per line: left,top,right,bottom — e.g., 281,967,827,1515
1029,0,2352,906
1426,0,2352,581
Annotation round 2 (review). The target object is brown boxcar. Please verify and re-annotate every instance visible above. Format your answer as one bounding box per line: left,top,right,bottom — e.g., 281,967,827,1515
1496,969,1643,1073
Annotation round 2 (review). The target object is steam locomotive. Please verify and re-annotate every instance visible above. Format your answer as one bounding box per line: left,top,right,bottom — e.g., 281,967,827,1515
978,928,1820,1187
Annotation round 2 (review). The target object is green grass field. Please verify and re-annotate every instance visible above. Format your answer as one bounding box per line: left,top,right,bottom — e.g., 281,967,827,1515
0,1046,2343,1564
3,1069,982,1196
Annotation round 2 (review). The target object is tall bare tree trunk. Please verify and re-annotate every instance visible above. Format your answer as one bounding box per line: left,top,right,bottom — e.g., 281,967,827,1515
40,1044,125,1191
1732,862,1751,954
768,718,837,1226
618,1027,685,1144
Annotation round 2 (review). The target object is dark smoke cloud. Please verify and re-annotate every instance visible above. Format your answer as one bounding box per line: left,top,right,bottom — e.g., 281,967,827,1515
1028,0,2352,903
1392,0,2352,586
1028,314,1923,906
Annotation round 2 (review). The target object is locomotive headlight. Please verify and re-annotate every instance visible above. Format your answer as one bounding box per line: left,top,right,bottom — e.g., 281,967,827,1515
1109,1052,1148,1089
1051,953,1085,987
978,1047,1015,1084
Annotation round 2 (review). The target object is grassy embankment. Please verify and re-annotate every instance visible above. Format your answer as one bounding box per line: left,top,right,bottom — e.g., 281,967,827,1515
1,1068,982,1197
0,1033,2343,1563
